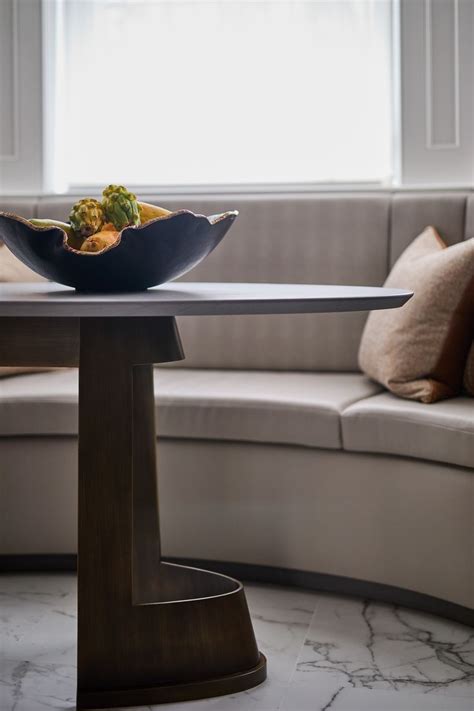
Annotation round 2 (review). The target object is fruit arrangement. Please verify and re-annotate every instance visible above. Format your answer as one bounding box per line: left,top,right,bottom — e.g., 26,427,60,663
0,195,238,291
29,185,171,253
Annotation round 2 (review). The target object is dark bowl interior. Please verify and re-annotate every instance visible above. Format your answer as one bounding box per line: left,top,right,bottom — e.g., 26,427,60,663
0,210,237,292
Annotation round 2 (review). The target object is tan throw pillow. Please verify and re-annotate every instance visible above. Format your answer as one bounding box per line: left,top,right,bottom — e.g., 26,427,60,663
359,226,474,403
464,342,474,396
0,243,48,378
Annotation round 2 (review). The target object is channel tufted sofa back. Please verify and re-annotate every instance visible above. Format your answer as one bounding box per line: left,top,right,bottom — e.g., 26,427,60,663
1,191,472,371
165,194,390,371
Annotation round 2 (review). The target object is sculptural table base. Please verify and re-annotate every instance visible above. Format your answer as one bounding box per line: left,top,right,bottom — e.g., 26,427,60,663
75,317,266,708
78,653,266,709
0,315,266,709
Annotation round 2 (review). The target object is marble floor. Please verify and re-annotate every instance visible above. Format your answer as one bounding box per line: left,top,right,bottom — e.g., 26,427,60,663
0,574,473,711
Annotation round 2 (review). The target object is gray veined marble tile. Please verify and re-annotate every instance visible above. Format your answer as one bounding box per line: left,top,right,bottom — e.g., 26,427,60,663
0,574,77,711
330,686,474,711
281,592,474,711
1,575,473,711
0,577,315,711
281,681,474,711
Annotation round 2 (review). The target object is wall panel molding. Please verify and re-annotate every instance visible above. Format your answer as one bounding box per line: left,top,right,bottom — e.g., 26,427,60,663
0,0,43,194
424,0,460,150
400,0,473,184
0,0,19,161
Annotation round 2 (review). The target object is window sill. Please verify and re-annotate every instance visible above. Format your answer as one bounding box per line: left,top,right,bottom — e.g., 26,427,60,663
1,182,473,200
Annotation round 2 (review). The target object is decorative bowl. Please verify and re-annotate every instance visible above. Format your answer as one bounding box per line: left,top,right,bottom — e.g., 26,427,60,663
0,210,237,292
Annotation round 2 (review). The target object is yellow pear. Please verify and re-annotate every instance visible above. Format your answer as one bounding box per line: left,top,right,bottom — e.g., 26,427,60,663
138,201,172,224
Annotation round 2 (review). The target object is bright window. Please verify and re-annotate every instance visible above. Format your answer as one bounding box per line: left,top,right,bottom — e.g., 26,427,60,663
53,0,393,188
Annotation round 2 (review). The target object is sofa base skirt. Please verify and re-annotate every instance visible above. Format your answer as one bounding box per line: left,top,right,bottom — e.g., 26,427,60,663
1,437,472,614
1,553,473,627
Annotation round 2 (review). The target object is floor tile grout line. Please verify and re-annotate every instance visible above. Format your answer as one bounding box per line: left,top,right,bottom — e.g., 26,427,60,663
276,594,322,711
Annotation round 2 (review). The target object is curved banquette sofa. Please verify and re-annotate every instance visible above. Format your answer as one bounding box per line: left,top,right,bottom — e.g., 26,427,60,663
1,191,473,625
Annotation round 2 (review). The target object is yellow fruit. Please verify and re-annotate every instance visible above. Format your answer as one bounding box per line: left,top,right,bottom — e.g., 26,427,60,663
80,226,119,253
138,201,171,224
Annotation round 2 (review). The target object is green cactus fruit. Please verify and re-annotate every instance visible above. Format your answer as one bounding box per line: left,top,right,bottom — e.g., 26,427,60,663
102,185,140,231
69,198,105,238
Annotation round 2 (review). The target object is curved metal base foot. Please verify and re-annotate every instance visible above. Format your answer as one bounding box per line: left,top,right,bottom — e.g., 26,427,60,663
77,653,267,709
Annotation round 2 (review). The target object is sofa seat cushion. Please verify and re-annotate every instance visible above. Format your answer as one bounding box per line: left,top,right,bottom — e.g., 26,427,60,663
342,392,474,468
152,369,381,449
0,368,381,449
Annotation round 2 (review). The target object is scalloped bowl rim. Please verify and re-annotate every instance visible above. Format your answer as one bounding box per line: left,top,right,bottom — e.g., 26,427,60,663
0,209,239,256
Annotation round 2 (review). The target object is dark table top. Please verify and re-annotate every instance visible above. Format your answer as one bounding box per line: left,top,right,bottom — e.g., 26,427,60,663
0,282,412,318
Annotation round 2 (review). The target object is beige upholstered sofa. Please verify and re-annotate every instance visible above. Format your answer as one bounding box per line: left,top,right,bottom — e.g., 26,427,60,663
1,191,473,624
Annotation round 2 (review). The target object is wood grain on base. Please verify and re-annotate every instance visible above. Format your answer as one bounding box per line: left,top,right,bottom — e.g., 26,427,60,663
0,315,266,708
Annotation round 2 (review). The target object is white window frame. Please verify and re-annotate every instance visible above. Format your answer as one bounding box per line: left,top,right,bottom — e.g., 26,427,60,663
0,0,472,195
0,0,44,195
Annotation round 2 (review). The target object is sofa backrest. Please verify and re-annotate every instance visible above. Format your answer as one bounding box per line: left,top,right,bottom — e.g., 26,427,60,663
2,191,472,371
390,193,469,264
150,194,391,371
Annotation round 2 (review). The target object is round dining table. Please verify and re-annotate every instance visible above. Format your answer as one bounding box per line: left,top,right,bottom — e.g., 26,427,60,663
0,281,412,709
